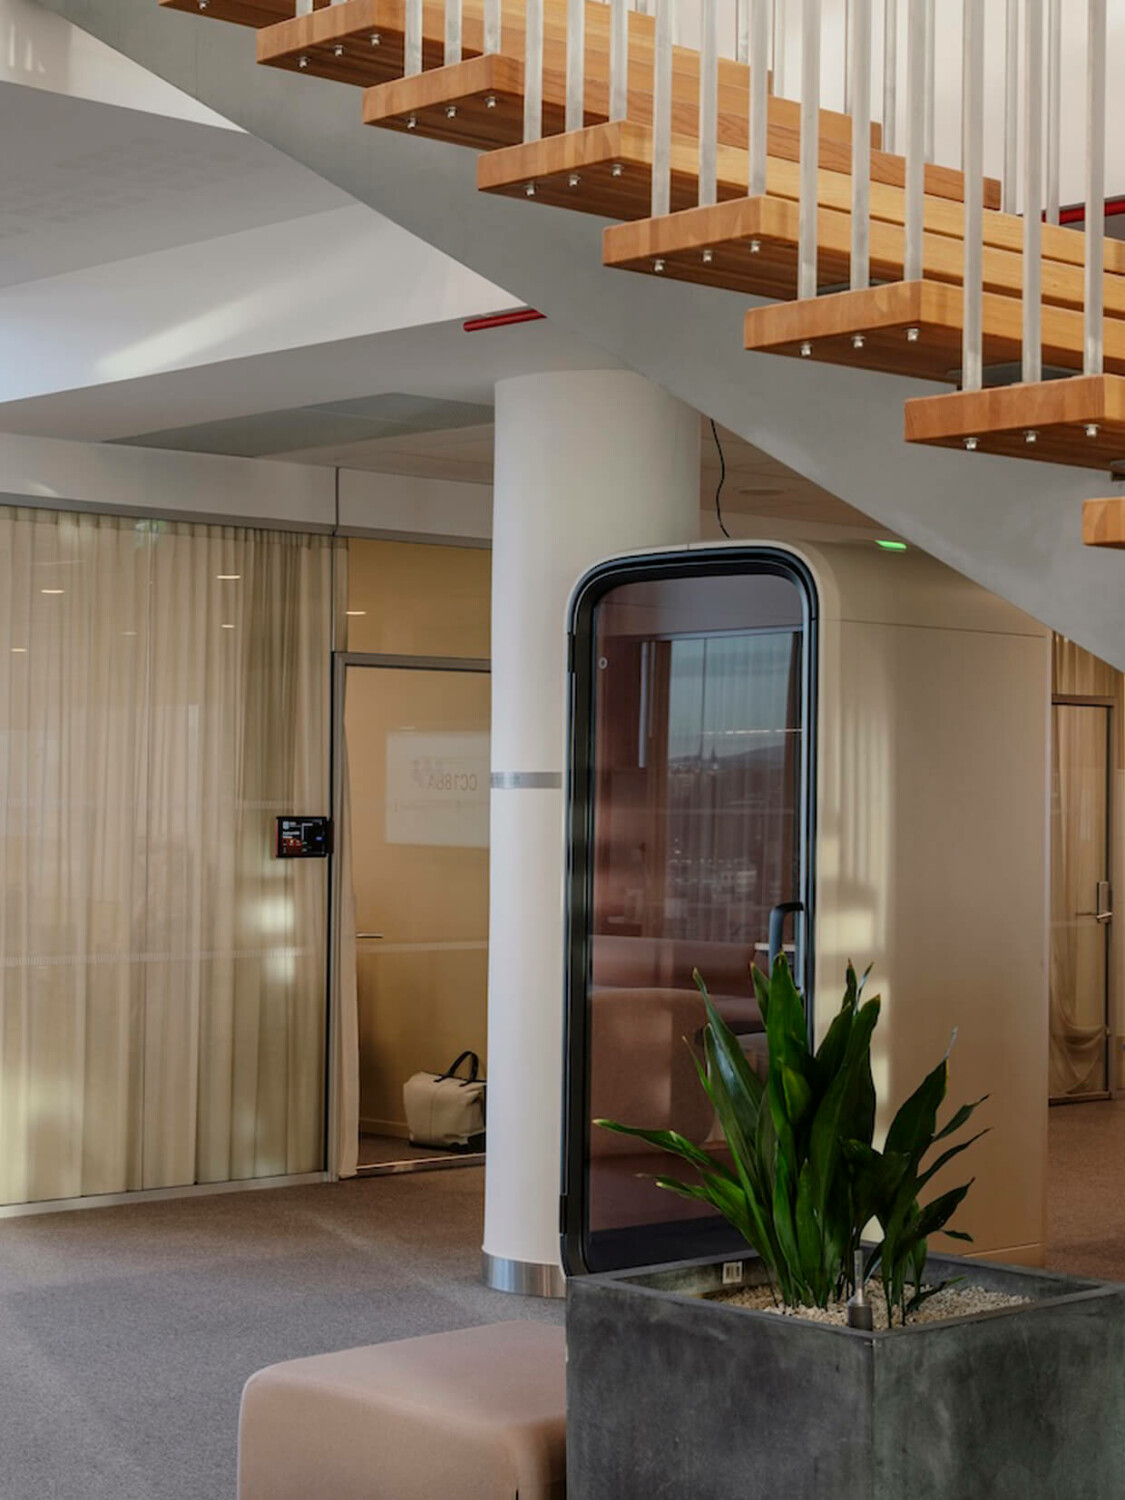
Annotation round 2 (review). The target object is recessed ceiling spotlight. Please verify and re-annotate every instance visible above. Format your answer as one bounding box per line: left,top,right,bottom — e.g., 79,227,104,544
221,623,236,630
10,647,27,654
40,588,64,595
216,574,241,581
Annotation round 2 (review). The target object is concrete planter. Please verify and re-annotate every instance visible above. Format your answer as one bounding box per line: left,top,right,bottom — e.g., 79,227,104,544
567,1253,1125,1499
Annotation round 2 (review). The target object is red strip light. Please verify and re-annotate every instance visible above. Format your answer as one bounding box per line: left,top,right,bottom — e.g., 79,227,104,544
463,309,546,332
1059,196,1125,225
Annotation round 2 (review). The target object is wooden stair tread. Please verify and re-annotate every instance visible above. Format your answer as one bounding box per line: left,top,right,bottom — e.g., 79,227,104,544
904,376,1125,469
161,0,312,29
478,122,1003,223
256,0,453,78
367,67,983,208
604,196,1125,316
602,196,848,301
479,120,724,215
1082,498,1125,547
743,282,1125,382
365,55,578,145
259,0,863,152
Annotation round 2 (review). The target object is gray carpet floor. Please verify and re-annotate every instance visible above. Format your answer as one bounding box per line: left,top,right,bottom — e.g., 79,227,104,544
2,1105,1122,1500
0,1168,561,1500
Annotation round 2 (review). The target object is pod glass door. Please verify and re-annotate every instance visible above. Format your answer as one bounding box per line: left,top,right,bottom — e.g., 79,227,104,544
564,550,817,1275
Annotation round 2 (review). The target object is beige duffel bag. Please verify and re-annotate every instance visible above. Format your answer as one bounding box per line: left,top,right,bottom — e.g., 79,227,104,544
402,1051,486,1148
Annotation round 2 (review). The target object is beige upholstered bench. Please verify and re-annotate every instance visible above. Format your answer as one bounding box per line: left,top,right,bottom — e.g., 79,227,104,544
237,1320,566,1500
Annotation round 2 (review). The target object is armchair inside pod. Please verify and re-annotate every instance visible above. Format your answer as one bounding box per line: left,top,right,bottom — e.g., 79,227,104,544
561,541,1051,1280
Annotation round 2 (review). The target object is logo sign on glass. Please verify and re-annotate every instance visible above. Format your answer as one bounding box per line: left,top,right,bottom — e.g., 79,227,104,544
385,731,490,848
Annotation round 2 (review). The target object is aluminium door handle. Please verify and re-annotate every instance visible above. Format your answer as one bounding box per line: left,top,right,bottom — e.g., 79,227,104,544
1077,881,1114,923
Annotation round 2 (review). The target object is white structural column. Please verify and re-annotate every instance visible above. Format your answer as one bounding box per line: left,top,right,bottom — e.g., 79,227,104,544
482,371,701,1295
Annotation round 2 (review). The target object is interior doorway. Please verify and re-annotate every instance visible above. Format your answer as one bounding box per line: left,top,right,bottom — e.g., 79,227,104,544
340,654,491,1174
1050,698,1114,1102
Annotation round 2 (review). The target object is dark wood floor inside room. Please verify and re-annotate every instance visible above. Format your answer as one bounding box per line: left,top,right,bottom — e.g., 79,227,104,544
1047,1098,1125,1281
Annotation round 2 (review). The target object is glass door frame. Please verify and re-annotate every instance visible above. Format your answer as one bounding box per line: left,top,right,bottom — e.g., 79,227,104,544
326,651,492,1180
1050,692,1115,1105
560,546,819,1276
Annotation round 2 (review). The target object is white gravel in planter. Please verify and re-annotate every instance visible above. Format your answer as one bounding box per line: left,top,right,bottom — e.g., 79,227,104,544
709,1280,1031,1329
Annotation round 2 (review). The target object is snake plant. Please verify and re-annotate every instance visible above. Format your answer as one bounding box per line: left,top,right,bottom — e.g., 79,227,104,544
595,956,986,1327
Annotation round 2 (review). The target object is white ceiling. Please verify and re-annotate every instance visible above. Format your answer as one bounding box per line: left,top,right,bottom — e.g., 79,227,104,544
0,315,626,441
0,50,882,541
0,79,350,288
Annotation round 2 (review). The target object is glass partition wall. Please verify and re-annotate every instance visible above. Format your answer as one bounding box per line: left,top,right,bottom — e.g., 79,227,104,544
563,550,817,1274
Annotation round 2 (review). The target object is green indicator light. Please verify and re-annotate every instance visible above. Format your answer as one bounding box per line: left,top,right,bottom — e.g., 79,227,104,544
875,539,908,551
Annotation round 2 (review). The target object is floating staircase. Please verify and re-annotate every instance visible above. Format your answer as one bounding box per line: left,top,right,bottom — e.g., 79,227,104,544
160,0,1124,549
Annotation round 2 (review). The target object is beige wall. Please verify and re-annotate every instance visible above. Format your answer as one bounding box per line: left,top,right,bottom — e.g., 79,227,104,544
1053,636,1125,1080
345,539,491,1136
810,541,1051,1268
347,538,490,660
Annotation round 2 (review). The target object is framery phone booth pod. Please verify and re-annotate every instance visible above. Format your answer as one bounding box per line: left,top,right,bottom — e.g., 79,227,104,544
560,541,1051,1281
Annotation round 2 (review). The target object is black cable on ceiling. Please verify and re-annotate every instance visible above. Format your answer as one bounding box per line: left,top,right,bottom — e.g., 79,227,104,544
710,418,731,539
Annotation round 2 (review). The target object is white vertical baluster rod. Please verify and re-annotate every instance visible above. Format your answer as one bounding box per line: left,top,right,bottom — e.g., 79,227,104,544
1023,0,1043,384
445,0,462,65
851,0,872,289
405,0,423,74
961,0,985,392
610,0,629,120
844,0,853,114
699,0,719,205
1086,0,1107,375
924,0,935,162
904,0,925,280
798,0,821,300
566,0,585,132
1002,0,1018,213
737,0,750,64
749,0,770,195
651,0,674,216
524,0,544,141
773,0,786,97
483,0,500,52
883,0,897,154
1046,0,1061,223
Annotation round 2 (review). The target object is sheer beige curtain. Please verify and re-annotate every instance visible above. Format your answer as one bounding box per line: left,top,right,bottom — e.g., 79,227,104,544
0,506,337,1205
